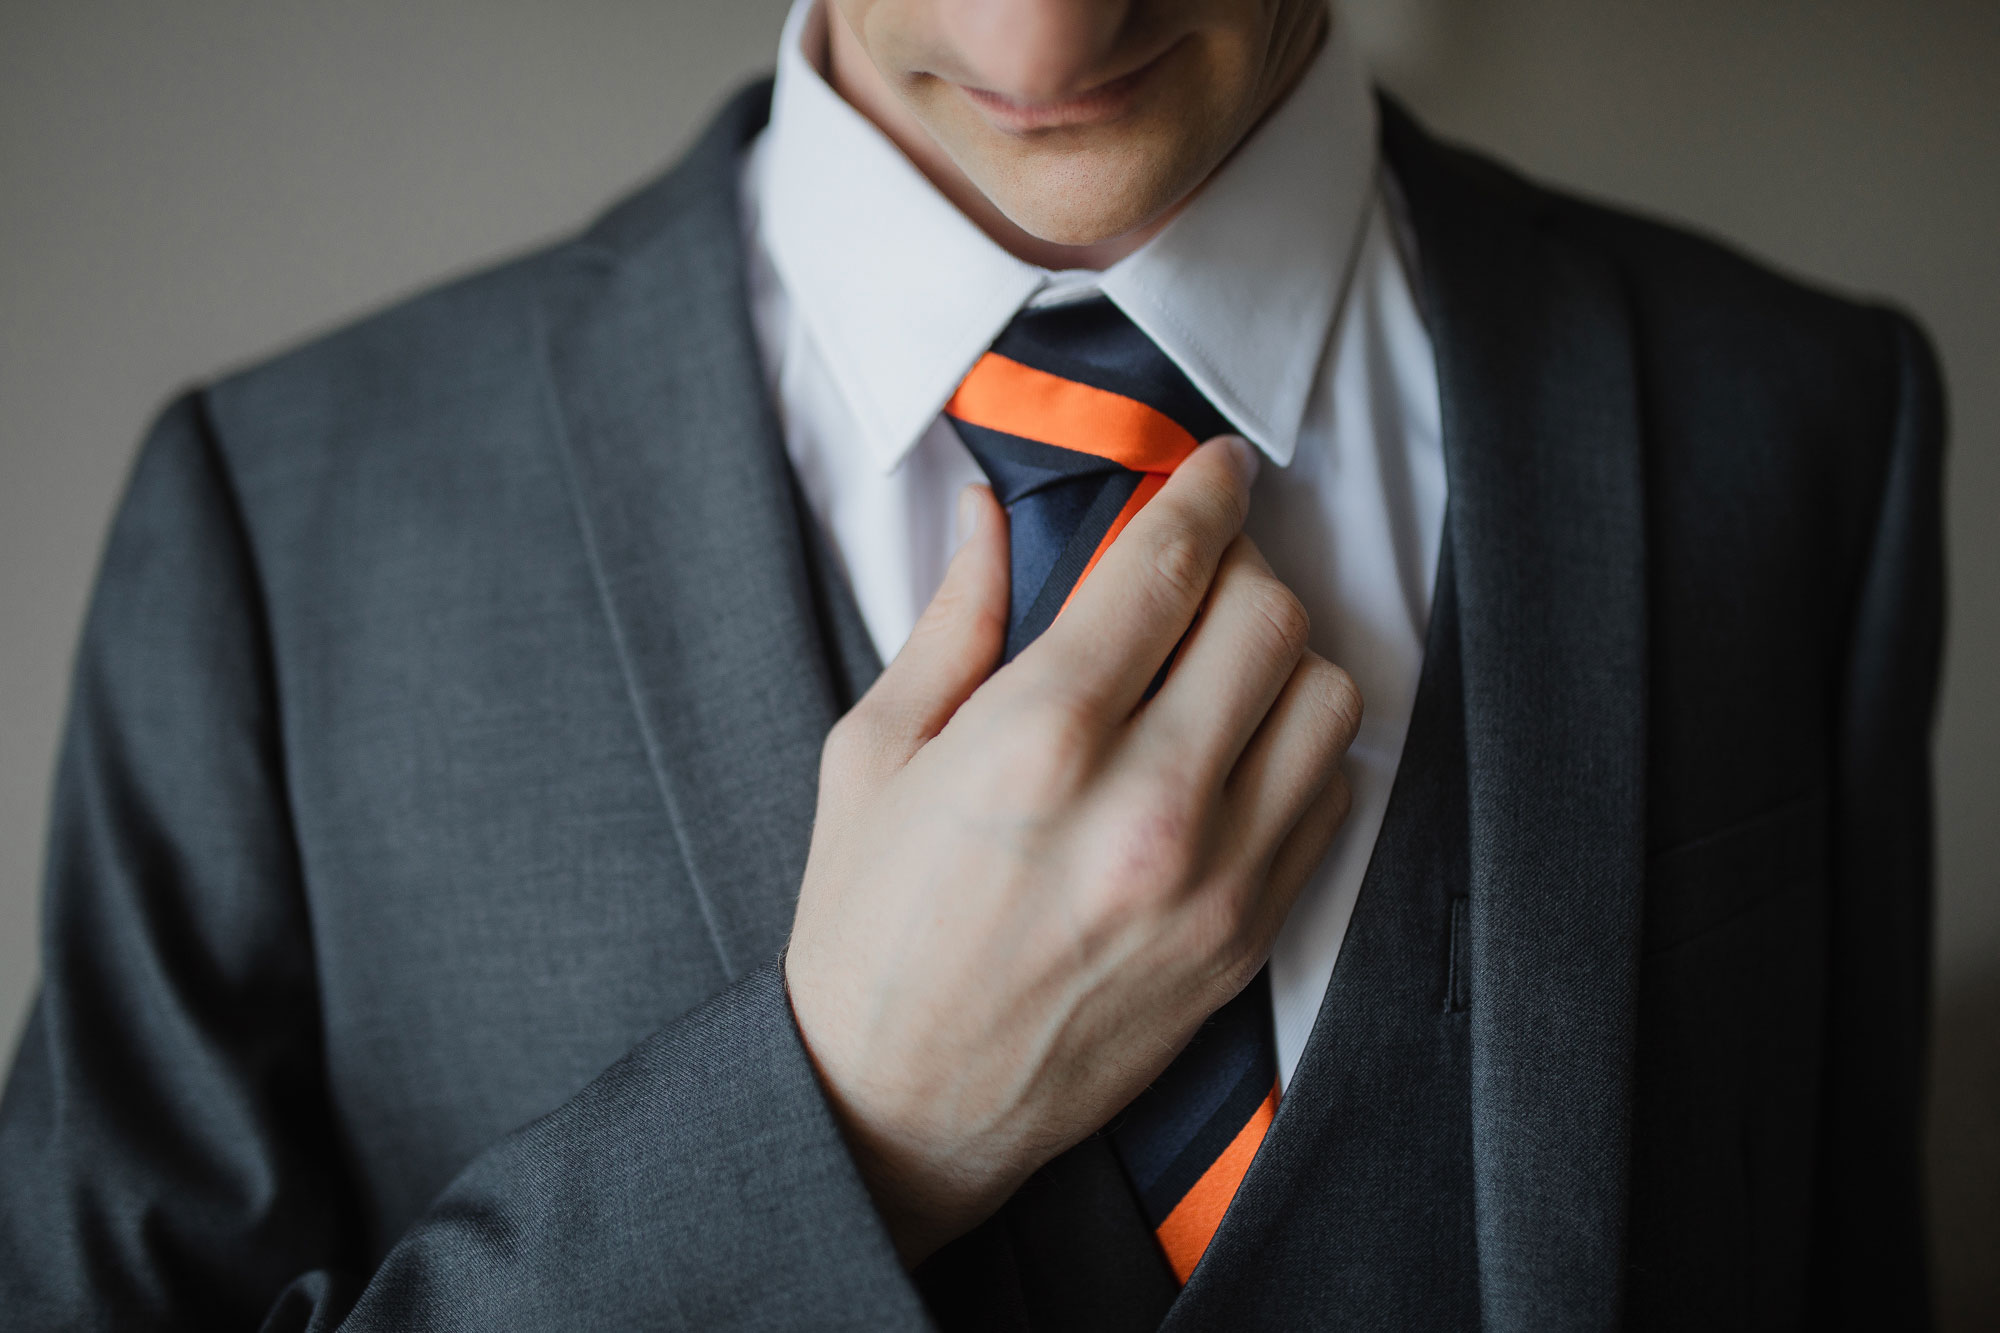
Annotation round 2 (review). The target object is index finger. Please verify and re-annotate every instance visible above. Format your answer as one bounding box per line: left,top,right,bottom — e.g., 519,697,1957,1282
1026,435,1259,716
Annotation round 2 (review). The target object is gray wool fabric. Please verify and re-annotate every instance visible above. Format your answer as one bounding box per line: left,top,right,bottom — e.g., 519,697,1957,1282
0,83,1941,1331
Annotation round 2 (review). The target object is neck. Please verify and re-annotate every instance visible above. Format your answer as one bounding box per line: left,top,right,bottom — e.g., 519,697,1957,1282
825,6,1329,272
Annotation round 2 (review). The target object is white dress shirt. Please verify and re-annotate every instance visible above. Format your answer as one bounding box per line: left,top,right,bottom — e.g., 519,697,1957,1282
739,0,1446,1088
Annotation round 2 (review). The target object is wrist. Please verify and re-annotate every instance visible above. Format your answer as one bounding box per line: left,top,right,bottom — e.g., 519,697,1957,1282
782,952,983,1266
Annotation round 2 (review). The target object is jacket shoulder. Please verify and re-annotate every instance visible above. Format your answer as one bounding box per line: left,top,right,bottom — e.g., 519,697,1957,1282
205,245,552,453
1519,158,1942,524
1537,171,1929,387
1384,97,1932,385
1388,101,1939,552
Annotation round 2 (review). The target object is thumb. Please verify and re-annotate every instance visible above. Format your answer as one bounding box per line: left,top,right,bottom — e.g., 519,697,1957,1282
861,483,1010,764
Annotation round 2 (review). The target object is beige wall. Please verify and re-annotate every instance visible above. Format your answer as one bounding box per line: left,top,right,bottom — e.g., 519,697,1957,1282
2,1,1993,1322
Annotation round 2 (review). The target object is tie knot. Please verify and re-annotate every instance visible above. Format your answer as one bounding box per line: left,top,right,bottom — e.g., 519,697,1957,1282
943,296,1236,662
987,297,1234,445
946,297,1234,493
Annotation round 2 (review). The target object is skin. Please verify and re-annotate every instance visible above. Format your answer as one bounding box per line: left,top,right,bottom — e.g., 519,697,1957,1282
827,0,1329,267
786,0,1357,1266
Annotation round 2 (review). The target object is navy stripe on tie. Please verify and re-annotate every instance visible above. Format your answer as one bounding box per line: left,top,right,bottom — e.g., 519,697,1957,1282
1109,971,1277,1224
1005,469,1140,661
991,299,1237,445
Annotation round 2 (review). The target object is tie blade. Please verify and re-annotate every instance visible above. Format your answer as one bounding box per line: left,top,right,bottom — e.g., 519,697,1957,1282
1151,1082,1279,1284
1003,470,1141,661
1110,973,1280,1285
1109,972,1277,1211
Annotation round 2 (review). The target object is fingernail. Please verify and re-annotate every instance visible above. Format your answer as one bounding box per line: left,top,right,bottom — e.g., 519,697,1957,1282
955,484,981,545
1223,435,1260,487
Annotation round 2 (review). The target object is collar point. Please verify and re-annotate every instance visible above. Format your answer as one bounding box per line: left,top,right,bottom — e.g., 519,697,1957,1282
1252,434,1299,469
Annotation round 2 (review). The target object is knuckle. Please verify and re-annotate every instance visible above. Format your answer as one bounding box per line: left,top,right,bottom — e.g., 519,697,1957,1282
1095,803,1199,910
1306,659,1364,742
921,573,995,641
968,595,1009,650
1144,766,1207,844
1184,891,1263,995
1215,934,1265,996
824,705,866,748
1328,666,1364,735
822,704,883,762
1089,766,1207,877
1030,675,1094,738
1032,718,1091,783
819,714,864,777
1144,522,1212,609
1242,578,1311,660
1006,684,1098,781
1230,531,1273,572
1324,771,1354,824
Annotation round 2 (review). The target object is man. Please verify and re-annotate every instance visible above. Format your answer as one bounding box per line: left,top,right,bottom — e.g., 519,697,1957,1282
0,0,1941,1328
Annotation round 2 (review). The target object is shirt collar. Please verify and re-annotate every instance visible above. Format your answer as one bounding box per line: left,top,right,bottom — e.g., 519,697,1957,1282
758,0,1378,472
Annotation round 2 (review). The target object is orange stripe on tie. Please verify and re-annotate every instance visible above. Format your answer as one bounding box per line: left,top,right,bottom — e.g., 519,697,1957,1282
1153,1081,1278,1285
945,353,1198,475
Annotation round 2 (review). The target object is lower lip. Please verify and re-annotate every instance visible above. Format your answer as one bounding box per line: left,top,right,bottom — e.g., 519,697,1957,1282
958,52,1166,133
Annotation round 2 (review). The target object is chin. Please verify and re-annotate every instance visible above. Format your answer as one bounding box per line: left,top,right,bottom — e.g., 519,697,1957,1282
977,142,1209,251
1000,197,1156,249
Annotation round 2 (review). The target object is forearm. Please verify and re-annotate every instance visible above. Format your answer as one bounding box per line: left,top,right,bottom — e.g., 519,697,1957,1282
270,959,927,1332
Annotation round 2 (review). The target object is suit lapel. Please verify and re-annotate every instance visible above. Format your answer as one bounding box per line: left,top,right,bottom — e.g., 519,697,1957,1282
538,82,851,979
1381,101,1649,1331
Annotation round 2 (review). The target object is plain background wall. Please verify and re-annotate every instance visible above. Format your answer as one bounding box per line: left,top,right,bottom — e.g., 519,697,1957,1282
1,0,1993,1322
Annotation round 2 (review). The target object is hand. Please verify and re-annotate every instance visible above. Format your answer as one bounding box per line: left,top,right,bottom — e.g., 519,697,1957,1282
784,436,1361,1264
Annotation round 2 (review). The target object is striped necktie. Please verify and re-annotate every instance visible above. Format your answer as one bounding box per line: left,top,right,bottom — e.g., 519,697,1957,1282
944,296,1280,1285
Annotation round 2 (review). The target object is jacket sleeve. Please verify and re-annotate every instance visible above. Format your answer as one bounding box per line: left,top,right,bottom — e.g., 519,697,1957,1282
1802,310,1946,1327
0,393,930,1332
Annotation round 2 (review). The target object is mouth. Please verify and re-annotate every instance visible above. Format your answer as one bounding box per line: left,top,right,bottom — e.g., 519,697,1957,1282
955,42,1178,134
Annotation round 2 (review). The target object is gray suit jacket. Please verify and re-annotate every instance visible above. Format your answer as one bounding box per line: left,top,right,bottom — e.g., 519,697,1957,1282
0,84,1942,1330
